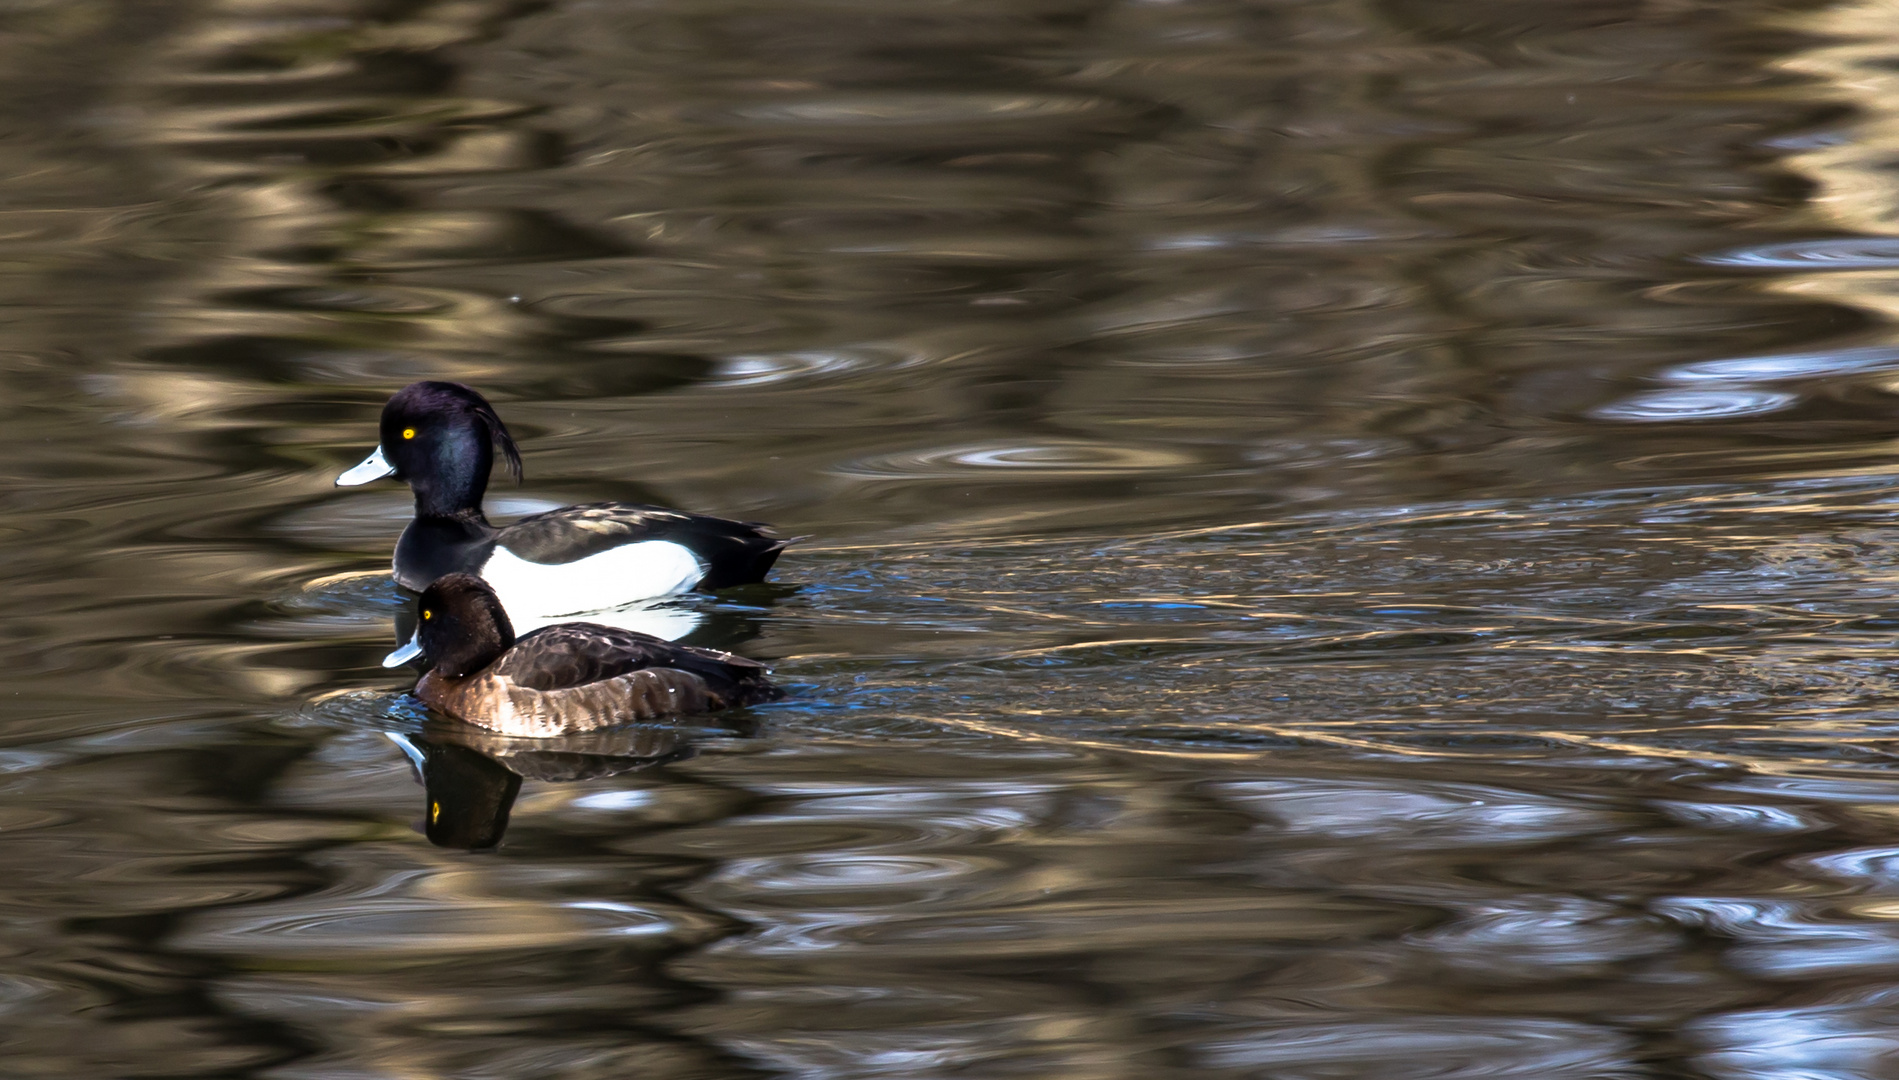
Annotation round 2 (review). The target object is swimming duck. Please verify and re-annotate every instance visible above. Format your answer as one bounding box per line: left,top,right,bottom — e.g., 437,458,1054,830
336,381,791,622
385,573,781,737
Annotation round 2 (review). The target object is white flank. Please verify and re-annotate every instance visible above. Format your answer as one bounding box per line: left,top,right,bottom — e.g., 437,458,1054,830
481,540,705,621
511,601,705,642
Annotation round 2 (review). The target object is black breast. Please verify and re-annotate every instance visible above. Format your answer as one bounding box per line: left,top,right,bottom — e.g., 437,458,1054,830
395,516,498,591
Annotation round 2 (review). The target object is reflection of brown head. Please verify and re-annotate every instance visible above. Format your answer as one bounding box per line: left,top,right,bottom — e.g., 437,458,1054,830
414,738,522,850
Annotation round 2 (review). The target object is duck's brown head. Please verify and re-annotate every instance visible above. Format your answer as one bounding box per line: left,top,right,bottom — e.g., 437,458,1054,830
405,572,517,678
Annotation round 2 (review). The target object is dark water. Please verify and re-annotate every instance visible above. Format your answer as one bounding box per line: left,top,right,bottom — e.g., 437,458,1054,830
13,0,1899,1074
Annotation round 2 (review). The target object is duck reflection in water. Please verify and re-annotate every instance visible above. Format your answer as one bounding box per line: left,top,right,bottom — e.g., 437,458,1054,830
386,719,751,849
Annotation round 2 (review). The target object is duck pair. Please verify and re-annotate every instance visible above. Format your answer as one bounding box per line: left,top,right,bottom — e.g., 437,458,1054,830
339,382,787,735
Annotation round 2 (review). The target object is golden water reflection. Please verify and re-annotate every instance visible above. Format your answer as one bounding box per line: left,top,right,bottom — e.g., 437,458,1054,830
6,0,1899,1075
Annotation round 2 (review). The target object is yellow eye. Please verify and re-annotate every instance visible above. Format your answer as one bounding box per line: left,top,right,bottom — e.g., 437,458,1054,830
402,428,416,440
421,609,432,620
430,801,441,824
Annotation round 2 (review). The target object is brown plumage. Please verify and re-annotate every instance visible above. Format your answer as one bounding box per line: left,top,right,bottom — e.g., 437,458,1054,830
394,573,781,737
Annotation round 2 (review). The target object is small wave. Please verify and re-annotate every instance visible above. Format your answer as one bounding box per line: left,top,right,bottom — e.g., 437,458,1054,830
833,439,1198,480
1702,237,1899,269
1587,389,1797,421
714,92,1133,129
171,895,688,956
716,853,983,891
1661,346,1899,383
714,350,874,386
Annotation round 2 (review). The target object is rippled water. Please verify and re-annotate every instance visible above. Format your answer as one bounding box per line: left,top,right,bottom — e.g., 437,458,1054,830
15,0,1899,1075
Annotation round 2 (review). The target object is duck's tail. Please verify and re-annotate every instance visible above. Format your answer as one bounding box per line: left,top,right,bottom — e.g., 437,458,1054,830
699,530,805,591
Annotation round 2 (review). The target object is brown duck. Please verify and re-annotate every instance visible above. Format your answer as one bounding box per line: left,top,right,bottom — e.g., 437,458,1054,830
384,573,780,737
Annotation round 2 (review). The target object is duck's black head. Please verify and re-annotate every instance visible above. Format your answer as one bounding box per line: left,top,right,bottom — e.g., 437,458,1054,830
349,382,523,518
414,572,517,678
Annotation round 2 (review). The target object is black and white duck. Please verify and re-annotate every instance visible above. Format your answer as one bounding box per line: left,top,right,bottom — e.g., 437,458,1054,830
337,381,792,629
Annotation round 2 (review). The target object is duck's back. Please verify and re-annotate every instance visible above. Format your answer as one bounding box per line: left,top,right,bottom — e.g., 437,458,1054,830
498,502,791,589
416,623,779,736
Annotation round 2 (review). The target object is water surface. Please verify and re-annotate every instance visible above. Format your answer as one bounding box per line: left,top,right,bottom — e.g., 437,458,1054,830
7,0,1899,1075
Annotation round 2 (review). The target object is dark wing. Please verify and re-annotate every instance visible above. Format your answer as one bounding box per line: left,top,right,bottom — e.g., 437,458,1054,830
497,503,695,564
495,623,679,690
496,622,772,696
497,501,795,587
